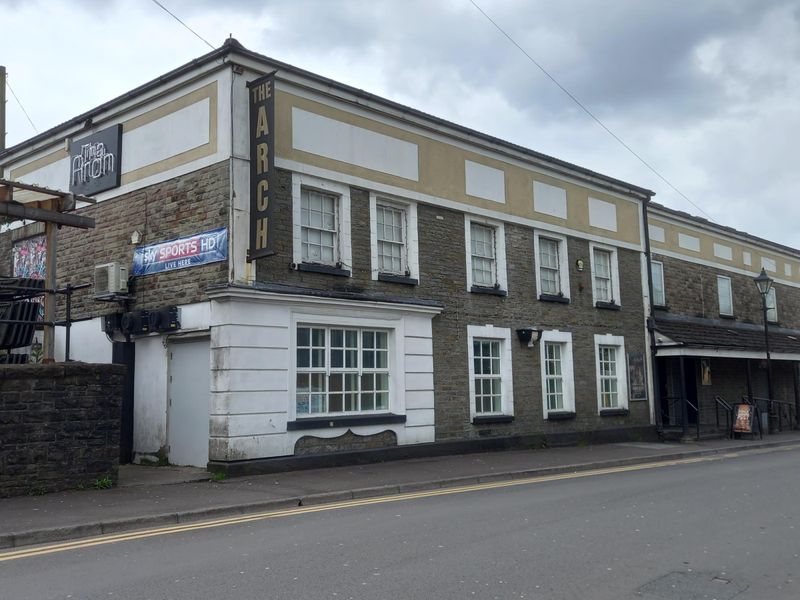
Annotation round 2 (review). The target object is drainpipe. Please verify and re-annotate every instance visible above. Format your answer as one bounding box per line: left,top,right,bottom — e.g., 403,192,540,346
1,65,6,157
642,200,663,431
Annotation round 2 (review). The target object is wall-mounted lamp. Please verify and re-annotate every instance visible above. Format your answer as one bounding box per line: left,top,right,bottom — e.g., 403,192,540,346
130,230,142,245
516,327,543,348
575,258,585,272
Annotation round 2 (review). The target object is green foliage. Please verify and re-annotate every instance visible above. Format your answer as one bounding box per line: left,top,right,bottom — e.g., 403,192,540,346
93,476,113,490
211,471,227,482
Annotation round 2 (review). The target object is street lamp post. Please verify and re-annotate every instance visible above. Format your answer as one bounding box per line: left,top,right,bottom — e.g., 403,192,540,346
754,268,776,433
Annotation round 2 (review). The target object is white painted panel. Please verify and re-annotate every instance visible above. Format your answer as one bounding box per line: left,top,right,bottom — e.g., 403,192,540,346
405,390,435,410
406,372,434,391
404,353,433,374
213,324,290,348
785,264,792,277
215,369,288,393
17,156,70,191
762,256,777,272
533,181,567,219
405,408,435,427
465,160,505,203
405,336,433,356
648,225,665,243
401,425,435,444
588,197,618,232
678,233,701,252
220,413,286,437
713,243,733,260
179,302,211,330
292,107,418,181
743,251,752,266
133,336,168,455
403,315,434,338
211,390,289,415
121,99,210,173
215,347,289,371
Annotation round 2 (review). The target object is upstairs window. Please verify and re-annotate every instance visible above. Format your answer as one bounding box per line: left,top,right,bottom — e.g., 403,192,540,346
651,260,666,307
301,189,338,265
465,218,507,294
717,275,733,316
376,203,406,274
534,232,570,301
766,288,778,323
590,243,621,307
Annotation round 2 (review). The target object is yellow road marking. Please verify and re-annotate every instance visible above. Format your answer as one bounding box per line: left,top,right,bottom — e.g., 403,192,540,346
1,445,797,563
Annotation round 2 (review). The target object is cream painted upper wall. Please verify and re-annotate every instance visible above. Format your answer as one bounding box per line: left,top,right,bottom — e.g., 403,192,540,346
5,76,224,203
649,213,800,285
275,89,643,247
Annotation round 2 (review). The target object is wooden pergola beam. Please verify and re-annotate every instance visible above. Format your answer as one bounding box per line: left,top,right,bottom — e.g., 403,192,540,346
0,200,95,228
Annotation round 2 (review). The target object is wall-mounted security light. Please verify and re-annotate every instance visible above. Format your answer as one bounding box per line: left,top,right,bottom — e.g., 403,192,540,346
516,327,543,348
576,258,585,272
130,230,142,245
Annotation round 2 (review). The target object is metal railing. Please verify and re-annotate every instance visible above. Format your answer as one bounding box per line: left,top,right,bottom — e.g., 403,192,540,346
744,396,797,433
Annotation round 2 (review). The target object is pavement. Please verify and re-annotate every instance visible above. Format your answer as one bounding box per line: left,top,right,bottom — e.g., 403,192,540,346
2,430,800,550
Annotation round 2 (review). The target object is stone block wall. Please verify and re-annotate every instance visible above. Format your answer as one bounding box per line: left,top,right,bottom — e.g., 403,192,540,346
256,168,650,443
0,363,124,497
655,252,800,330
0,161,230,319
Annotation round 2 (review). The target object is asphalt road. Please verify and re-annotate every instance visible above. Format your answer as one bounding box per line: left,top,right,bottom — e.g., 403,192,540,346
3,447,800,600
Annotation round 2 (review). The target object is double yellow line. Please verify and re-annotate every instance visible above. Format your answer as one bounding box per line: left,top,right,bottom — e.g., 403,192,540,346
0,448,788,563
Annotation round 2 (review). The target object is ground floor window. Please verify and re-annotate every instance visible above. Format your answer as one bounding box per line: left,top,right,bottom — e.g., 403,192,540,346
594,334,628,412
539,330,575,417
467,325,514,419
296,326,390,416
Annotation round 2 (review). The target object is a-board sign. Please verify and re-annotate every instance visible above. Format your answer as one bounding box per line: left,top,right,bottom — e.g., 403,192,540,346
732,403,755,434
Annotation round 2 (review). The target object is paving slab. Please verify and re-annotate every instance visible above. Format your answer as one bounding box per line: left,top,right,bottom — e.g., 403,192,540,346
2,431,799,549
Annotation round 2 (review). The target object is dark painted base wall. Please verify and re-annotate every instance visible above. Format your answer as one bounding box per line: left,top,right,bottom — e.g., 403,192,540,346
0,363,124,498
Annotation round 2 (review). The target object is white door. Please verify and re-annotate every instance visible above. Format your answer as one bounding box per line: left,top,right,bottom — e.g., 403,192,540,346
168,338,210,467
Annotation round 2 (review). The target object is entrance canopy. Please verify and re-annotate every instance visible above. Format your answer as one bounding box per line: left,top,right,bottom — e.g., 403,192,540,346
654,315,800,360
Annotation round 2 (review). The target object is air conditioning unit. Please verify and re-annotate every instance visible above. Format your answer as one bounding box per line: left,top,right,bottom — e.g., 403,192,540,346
94,262,129,295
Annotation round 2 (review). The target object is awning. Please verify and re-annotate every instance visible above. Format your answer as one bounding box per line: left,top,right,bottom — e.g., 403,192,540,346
654,315,800,360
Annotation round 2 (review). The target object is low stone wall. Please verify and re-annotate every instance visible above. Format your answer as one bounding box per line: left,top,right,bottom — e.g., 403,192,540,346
0,363,124,498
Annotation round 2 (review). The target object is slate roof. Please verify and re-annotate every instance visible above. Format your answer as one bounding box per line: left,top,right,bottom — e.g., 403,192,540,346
654,316,800,355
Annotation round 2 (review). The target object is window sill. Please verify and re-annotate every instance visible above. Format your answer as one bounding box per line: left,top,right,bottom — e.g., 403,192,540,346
719,314,735,320
472,415,514,425
653,304,669,311
470,285,507,297
599,408,629,417
378,273,418,285
546,411,576,421
539,293,569,304
296,263,351,277
287,413,407,430
595,301,620,311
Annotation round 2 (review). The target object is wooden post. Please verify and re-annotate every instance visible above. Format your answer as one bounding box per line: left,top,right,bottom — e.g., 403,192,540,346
43,220,58,362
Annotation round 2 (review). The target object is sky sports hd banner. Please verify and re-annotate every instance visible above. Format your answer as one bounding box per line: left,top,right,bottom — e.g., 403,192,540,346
132,228,227,276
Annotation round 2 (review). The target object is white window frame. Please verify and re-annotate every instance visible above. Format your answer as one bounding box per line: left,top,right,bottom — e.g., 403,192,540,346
766,287,778,323
593,334,629,413
717,275,733,316
534,231,570,300
464,217,507,293
467,325,514,420
289,313,404,421
651,260,666,307
539,330,575,418
369,192,419,280
589,242,621,306
292,174,352,271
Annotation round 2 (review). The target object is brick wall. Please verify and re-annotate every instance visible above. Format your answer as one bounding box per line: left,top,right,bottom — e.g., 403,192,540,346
0,363,124,497
257,169,650,443
655,252,800,330
0,161,231,319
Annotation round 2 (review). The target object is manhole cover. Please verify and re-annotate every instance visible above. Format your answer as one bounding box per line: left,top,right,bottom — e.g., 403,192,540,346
638,571,747,599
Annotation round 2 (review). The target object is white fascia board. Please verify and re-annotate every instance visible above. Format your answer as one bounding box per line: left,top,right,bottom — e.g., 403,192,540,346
206,286,443,316
655,346,800,361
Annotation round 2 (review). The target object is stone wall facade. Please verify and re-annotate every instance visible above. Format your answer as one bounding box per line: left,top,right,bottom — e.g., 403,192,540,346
0,161,230,320
0,363,124,497
256,168,650,443
654,252,800,329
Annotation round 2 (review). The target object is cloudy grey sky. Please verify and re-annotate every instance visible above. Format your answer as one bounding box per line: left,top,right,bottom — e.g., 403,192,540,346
2,0,799,247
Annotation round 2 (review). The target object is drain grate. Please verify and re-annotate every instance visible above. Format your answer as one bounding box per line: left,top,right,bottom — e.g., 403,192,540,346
637,571,747,600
